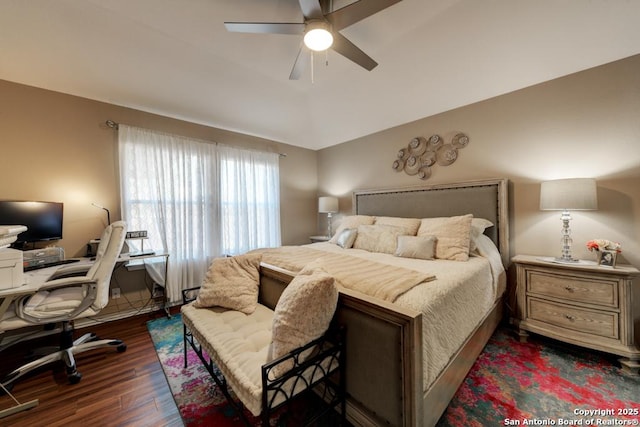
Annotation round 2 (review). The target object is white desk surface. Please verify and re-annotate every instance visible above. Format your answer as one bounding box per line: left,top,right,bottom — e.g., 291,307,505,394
1,252,170,319
117,252,169,263
1,252,169,297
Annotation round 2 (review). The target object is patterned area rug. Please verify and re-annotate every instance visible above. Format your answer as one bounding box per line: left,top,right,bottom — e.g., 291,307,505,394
437,328,640,426
148,315,640,426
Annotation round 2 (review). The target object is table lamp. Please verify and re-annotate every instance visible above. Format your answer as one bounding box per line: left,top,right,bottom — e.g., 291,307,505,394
540,178,597,262
92,203,111,225
318,196,339,238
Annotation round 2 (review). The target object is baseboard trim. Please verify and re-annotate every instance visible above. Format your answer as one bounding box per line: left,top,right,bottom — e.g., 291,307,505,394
75,302,173,328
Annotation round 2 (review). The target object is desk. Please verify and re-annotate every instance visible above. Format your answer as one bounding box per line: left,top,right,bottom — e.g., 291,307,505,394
116,252,170,317
1,253,171,320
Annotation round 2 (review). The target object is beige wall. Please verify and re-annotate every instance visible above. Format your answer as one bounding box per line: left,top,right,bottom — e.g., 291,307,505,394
318,55,640,268
0,79,318,257
1,53,638,301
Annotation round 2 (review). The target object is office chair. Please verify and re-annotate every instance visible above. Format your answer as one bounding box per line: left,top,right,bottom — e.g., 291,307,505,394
0,221,127,388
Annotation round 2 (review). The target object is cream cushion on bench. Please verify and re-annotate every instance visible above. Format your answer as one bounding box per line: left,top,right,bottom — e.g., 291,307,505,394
181,302,273,416
181,259,340,419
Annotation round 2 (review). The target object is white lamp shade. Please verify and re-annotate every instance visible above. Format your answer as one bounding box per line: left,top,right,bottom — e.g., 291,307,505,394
540,178,598,211
318,196,338,213
304,22,333,51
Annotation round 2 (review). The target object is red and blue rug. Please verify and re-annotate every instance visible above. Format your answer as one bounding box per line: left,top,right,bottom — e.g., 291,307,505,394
147,315,640,426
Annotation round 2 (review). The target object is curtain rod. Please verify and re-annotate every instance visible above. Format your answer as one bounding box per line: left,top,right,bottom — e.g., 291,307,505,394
104,120,287,158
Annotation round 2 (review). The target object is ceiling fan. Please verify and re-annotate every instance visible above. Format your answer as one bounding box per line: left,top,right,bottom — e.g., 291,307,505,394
224,0,402,80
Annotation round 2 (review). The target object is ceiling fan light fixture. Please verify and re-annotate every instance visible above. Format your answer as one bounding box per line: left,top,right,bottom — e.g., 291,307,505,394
304,21,333,51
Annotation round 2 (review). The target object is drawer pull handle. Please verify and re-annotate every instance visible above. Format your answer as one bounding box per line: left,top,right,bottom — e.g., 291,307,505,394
564,286,574,292
564,314,575,321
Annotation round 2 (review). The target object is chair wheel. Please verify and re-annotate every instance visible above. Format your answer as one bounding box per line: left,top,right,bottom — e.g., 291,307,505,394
117,344,127,353
68,372,82,384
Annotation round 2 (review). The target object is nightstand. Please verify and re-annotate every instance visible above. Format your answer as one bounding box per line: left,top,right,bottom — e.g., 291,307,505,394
512,254,640,375
309,235,330,243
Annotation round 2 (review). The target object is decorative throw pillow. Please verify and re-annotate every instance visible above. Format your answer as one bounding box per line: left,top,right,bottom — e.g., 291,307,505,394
193,253,262,314
395,235,437,260
374,216,421,236
352,224,408,254
268,266,338,378
329,215,375,244
335,228,357,249
470,218,494,253
417,214,473,261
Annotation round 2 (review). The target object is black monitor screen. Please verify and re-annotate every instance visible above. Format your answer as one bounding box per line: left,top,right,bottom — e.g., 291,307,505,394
0,200,64,244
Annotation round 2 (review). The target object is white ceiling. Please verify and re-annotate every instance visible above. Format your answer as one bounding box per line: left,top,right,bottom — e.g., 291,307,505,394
1,0,639,150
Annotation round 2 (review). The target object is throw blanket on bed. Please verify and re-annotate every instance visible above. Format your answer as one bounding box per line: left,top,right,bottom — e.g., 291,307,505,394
251,246,436,302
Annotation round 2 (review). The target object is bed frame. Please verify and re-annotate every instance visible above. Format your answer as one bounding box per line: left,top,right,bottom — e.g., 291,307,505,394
259,178,509,426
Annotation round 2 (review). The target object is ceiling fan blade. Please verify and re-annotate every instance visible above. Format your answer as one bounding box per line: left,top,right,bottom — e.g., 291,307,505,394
331,32,377,71
289,45,310,80
224,22,305,35
325,0,402,31
298,0,324,19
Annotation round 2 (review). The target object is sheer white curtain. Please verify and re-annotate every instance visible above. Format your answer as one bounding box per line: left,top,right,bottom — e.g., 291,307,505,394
118,125,281,303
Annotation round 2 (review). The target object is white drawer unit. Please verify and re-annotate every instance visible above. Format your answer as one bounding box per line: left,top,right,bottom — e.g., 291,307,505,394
0,248,24,289
512,254,640,375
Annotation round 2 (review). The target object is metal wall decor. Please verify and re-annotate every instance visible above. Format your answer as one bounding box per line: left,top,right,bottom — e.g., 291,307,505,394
392,132,469,180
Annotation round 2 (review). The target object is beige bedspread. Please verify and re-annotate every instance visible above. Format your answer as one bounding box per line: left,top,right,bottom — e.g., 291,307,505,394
302,241,505,391
251,246,435,302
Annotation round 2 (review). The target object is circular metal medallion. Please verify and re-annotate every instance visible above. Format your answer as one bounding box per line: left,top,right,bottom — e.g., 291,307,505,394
452,133,470,149
404,155,420,175
392,158,405,171
427,134,442,150
408,137,427,156
420,151,436,166
436,144,458,166
418,166,432,180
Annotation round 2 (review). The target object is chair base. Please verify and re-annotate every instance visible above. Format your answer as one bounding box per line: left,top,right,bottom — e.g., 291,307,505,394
1,322,126,389
0,324,62,353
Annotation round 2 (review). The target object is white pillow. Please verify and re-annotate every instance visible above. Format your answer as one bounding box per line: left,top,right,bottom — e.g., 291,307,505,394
329,215,375,244
470,218,494,253
268,266,338,378
352,224,408,254
417,214,473,261
395,235,437,260
374,216,421,236
193,254,262,314
335,228,357,249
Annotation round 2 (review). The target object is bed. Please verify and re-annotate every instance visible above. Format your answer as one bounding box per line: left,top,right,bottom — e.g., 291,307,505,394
257,178,509,426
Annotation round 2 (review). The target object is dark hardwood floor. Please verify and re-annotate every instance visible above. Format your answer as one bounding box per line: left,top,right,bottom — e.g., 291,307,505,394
0,310,183,427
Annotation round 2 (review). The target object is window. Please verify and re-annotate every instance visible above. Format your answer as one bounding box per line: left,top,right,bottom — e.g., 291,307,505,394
118,125,280,302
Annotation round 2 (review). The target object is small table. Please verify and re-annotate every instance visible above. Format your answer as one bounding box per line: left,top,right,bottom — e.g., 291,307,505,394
512,254,640,375
309,235,330,243
116,252,170,317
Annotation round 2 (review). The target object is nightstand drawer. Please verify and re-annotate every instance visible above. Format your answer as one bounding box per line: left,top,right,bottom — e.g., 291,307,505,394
527,271,617,308
528,298,618,339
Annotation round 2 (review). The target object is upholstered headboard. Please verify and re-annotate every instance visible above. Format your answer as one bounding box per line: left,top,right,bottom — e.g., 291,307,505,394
353,178,510,266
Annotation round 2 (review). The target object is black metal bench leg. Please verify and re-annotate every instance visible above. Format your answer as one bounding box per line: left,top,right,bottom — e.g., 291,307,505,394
183,324,188,369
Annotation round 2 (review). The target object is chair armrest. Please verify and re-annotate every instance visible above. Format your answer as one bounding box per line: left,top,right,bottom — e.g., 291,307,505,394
182,286,201,304
48,263,92,280
37,276,97,292
14,277,99,324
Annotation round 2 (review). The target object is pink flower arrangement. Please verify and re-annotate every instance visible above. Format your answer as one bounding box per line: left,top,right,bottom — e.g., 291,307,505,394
586,239,621,253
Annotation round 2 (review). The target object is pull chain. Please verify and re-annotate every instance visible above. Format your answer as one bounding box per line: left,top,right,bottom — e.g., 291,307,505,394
311,50,315,84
